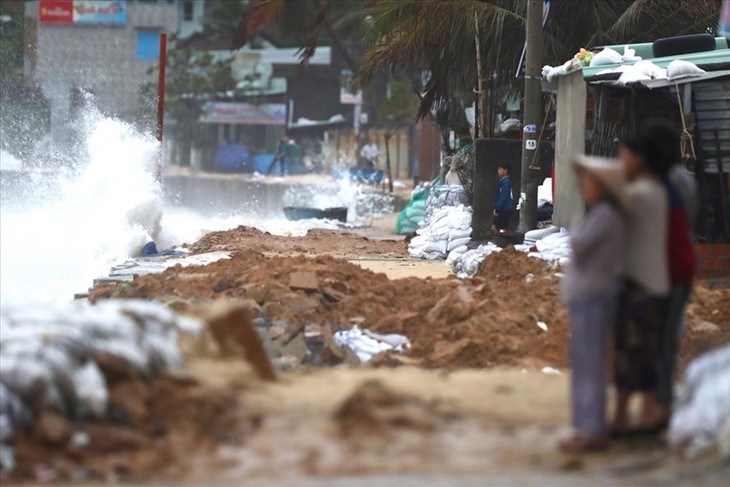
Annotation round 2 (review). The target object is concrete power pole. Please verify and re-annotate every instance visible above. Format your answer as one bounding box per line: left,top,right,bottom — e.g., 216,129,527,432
519,0,543,231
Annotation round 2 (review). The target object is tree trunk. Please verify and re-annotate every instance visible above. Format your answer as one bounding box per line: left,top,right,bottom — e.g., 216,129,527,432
384,133,394,193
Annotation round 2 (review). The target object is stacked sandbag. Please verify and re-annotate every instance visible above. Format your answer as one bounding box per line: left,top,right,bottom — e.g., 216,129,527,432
423,184,470,222
408,204,473,261
669,345,730,459
395,182,431,235
451,243,502,278
532,228,572,265
0,300,201,472
452,227,570,279
523,226,561,246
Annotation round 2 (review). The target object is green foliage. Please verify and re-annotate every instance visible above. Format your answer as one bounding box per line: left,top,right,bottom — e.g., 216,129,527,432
143,35,238,144
358,0,723,117
377,80,419,135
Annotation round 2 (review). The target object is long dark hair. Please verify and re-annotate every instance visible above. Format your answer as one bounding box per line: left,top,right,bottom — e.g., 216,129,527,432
620,120,680,181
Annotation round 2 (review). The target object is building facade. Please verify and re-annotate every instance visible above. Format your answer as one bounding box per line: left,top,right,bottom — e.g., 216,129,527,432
23,0,203,127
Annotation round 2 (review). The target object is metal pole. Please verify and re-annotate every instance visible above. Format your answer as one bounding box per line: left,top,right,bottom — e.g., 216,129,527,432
155,33,167,179
474,11,486,139
519,0,542,231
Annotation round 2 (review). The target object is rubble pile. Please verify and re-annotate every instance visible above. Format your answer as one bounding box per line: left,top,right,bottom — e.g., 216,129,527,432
185,226,405,258
90,249,572,370
0,301,248,481
92,237,729,374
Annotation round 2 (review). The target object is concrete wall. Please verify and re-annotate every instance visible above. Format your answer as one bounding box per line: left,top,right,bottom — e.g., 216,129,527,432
162,174,296,217
26,1,178,125
553,71,587,229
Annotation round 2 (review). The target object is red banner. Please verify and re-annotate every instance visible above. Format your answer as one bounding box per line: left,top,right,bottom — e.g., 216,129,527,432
39,0,73,24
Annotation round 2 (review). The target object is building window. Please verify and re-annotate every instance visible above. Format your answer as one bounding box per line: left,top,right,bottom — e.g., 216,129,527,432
136,29,161,61
183,1,194,21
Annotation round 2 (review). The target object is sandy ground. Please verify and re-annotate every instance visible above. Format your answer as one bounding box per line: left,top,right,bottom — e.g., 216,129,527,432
16,214,728,486
167,362,727,486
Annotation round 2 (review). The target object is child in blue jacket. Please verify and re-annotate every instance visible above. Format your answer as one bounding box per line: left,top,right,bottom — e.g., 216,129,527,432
493,164,515,232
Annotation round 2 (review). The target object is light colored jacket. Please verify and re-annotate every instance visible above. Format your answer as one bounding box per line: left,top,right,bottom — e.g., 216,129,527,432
624,178,669,296
562,202,625,303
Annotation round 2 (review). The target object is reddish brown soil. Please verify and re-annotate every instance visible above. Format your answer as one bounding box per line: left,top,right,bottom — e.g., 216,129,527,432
8,366,252,482
91,235,730,372
185,226,406,258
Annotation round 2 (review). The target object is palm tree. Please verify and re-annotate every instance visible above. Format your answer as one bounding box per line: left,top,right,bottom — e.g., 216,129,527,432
357,0,723,118
235,0,721,117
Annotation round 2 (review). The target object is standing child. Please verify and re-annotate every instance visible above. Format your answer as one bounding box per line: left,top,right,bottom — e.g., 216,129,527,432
559,156,626,453
642,121,698,430
493,164,515,233
612,131,670,436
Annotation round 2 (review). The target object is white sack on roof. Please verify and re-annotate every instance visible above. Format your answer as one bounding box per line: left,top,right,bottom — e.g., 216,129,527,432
666,60,706,80
589,47,623,67
621,45,642,63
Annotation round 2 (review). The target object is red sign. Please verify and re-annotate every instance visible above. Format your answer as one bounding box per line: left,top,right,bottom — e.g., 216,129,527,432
39,0,73,24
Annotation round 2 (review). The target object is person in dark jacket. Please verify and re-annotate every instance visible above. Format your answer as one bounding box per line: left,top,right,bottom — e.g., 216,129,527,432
267,137,288,176
493,164,515,233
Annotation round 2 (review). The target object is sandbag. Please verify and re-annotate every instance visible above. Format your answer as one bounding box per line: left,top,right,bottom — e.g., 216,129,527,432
447,237,471,252
666,60,706,80
589,48,622,67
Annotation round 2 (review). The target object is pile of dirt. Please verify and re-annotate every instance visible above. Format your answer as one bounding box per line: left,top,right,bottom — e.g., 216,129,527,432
89,243,729,371
185,226,405,258
90,249,570,369
8,363,251,482
475,246,557,282
334,380,457,438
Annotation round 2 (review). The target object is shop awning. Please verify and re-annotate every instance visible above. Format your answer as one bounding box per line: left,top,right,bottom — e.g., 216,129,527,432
199,102,287,125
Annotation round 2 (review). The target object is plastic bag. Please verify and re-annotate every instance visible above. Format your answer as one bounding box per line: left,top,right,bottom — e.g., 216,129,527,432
589,48,622,67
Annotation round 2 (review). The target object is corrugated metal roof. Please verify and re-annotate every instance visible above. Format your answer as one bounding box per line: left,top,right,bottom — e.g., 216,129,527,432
596,37,728,60
588,70,730,89
582,47,730,78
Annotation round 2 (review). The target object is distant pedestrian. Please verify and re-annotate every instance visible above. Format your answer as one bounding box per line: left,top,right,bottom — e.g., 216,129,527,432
492,163,515,233
359,137,379,169
612,129,670,437
282,138,301,175
559,156,626,453
267,137,288,176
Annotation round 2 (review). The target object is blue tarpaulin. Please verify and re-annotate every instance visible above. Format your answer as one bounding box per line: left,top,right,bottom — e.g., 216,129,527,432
213,144,251,173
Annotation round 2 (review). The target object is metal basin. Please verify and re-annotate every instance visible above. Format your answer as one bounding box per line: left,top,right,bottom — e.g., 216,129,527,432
283,206,348,222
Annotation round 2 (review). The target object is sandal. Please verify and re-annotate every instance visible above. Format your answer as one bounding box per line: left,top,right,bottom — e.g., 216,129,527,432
559,434,610,453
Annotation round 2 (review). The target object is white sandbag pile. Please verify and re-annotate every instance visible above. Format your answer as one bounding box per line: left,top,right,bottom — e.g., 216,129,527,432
451,242,502,278
333,326,411,363
669,345,730,459
408,184,473,261
527,227,572,265
0,300,201,472
423,184,470,222
451,227,571,279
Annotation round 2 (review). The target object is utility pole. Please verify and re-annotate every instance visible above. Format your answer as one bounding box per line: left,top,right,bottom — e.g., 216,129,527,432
519,0,543,231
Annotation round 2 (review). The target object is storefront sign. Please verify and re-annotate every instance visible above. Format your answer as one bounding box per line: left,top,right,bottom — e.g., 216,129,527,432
39,0,126,25
39,0,73,24
200,102,287,125
73,0,126,25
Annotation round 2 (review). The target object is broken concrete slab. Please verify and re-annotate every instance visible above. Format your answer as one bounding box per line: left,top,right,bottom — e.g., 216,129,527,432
203,300,277,382
288,271,320,292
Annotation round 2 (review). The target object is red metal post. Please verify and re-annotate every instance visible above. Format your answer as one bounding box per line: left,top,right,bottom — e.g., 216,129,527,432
156,32,167,143
155,33,167,180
